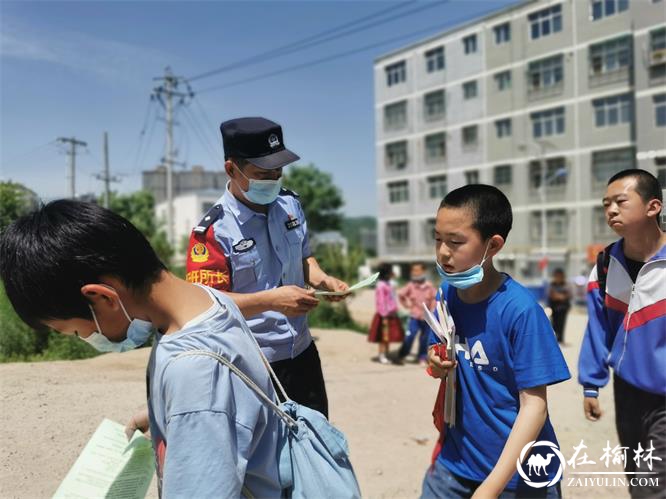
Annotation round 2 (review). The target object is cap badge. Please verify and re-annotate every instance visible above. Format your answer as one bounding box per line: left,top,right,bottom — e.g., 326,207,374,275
268,134,280,148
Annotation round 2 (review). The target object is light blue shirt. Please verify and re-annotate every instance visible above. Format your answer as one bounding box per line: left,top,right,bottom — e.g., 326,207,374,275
211,186,313,362
147,287,282,498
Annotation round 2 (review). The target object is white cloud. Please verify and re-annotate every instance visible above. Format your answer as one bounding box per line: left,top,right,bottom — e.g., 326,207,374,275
0,20,175,85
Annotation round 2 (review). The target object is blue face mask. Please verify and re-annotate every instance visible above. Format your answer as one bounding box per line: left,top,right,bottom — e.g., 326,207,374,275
235,166,282,205
436,244,490,290
80,292,153,353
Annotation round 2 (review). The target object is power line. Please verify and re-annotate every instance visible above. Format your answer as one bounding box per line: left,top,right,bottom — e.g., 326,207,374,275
194,7,491,94
188,1,444,82
181,105,223,169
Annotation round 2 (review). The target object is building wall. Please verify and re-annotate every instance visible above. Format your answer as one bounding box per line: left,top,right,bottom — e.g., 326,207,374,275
374,0,666,282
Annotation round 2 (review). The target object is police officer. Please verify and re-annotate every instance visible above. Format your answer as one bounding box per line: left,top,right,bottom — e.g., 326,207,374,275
186,117,349,418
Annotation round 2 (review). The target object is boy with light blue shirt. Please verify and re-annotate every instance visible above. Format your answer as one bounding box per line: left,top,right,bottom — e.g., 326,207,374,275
424,185,570,498
0,200,282,498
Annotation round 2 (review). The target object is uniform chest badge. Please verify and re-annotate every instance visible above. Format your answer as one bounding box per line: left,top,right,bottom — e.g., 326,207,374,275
285,215,300,231
190,242,209,263
233,238,256,253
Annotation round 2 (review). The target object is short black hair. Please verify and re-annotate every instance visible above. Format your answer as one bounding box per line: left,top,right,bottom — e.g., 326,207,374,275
0,200,166,329
410,262,425,270
439,184,513,241
607,169,663,204
377,263,392,281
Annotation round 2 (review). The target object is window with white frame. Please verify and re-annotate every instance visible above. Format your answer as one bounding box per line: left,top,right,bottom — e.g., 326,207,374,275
462,125,478,147
655,94,666,127
463,80,478,99
465,170,480,184
591,0,629,21
385,141,408,170
425,218,437,244
424,90,445,121
425,133,446,162
495,119,512,138
463,34,477,54
529,158,567,189
384,101,407,131
650,29,666,82
531,107,565,138
388,181,409,204
528,54,564,91
385,61,406,87
591,147,636,186
427,175,447,199
593,93,632,127
386,221,409,247
593,207,615,238
494,70,512,91
528,5,562,40
494,23,511,44
531,210,568,242
494,165,512,185
589,36,632,76
425,46,445,73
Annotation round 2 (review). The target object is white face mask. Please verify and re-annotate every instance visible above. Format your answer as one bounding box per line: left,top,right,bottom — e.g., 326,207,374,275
79,291,153,353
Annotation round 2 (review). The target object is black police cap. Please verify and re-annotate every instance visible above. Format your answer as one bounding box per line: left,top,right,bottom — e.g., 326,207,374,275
220,117,300,170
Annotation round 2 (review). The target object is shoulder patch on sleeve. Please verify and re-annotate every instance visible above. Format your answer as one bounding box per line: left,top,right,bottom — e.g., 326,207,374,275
193,204,224,234
279,187,299,198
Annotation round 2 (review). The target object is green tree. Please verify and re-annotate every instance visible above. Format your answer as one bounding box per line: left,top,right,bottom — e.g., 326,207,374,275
0,181,36,232
106,191,174,265
282,164,344,233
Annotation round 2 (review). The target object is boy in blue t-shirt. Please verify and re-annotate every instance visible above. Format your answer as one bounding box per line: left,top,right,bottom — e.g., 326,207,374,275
423,185,571,498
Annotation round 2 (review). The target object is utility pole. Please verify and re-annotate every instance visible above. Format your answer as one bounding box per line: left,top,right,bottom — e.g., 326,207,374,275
153,67,190,246
57,137,87,198
95,132,121,208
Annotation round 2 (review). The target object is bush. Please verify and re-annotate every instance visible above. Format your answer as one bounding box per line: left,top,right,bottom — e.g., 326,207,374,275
308,301,365,333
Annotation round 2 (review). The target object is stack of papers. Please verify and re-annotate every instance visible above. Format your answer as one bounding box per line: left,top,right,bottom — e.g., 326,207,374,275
53,419,155,499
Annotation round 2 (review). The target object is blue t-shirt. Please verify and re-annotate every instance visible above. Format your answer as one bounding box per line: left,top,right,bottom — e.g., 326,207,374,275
429,275,571,490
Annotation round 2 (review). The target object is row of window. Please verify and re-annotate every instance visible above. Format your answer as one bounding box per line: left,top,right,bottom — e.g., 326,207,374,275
385,23,665,89
384,93,665,167
384,205,618,247
386,146,643,204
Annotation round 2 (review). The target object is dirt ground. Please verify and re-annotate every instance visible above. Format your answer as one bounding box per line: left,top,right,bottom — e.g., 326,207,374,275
0,292,630,498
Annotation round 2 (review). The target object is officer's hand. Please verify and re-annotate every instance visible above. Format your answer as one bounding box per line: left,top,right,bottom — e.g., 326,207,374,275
125,408,150,441
319,276,350,302
427,345,456,380
584,397,602,422
272,286,320,316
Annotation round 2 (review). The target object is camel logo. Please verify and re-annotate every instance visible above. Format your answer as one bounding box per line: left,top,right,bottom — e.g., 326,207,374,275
517,440,566,489
455,337,489,366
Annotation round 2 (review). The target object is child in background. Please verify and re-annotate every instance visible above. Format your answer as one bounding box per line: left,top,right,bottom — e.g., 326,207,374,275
398,263,437,364
424,185,570,498
368,263,404,364
547,268,571,344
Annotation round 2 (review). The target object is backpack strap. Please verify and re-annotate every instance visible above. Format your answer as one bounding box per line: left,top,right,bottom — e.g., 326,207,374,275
175,350,298,429
595,243,614,302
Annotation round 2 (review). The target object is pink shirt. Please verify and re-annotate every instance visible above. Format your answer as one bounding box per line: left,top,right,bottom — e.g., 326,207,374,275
398,280,437,320
375,280,398,317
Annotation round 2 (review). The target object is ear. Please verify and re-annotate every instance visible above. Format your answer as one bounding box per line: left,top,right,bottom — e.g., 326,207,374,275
487,234,505,258
80,284,122,313
224,159,235,178
646,198,662,219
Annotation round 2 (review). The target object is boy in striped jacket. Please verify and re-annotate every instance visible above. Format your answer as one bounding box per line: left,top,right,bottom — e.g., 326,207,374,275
578,168,665,499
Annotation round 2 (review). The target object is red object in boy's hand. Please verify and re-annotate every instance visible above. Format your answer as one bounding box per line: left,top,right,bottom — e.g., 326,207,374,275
426,343,447,377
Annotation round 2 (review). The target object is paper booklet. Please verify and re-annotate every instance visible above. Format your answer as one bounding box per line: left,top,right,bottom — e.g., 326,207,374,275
53,418,155,499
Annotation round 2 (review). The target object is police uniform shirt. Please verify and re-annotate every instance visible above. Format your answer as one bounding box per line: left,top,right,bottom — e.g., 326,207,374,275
186,185,313,363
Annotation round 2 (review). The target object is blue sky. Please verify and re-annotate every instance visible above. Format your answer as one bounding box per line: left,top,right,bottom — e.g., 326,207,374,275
1,0,515,216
